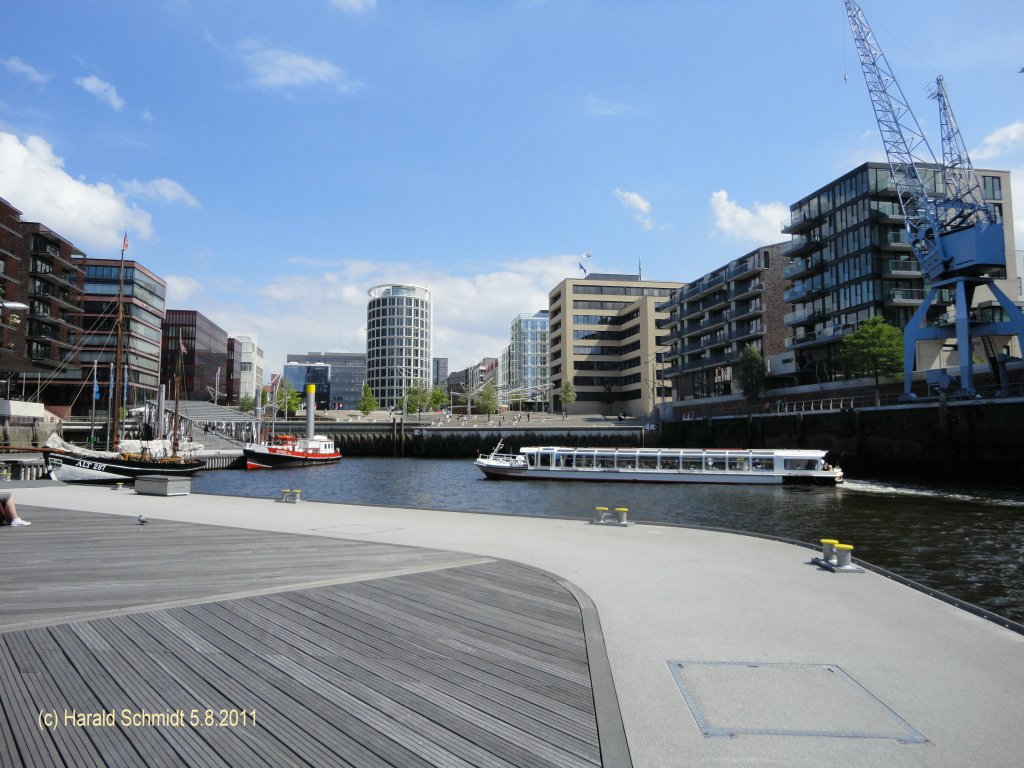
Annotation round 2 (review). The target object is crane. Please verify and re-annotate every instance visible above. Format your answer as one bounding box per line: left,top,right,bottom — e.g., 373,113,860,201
844,0,1024,397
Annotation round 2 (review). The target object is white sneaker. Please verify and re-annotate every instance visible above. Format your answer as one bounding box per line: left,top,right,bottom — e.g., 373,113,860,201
10,519,30,526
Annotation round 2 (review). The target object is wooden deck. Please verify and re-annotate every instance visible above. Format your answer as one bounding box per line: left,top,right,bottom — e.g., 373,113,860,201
1,507,619,767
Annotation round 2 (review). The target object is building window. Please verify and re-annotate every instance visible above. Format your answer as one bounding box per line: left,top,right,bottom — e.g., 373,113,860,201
982,176,1002,201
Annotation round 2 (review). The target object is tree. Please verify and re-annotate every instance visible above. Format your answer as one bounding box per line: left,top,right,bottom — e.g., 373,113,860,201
356,383,378,416
839,316,903,405
428,386,448,411
404,383,431,415
736,344,767,403
238,393,255,412
476,382,499,415
276,381,302,417
558,380,576,413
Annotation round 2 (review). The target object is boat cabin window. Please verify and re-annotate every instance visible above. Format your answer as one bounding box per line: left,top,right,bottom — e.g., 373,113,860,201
703,457,723,471
576,454,593,469
784,458,820,471
638,455,657,470
682,457,703,471
727,456,749,472
540,452,554,468
750,457,773,471
526,453,536,468
596,452,615,469
660,455,680,471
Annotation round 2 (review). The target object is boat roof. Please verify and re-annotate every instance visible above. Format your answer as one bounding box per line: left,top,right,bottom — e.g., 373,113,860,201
519,446,828,457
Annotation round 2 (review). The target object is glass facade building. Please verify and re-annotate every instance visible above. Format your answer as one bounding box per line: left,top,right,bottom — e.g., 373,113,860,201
285,352,366,410
506,310,549,409
366,284,432,409
161,310,228,401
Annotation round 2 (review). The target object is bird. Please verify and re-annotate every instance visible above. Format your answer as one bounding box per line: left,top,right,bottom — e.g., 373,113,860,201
1020,66,1024,73
137,515,148,525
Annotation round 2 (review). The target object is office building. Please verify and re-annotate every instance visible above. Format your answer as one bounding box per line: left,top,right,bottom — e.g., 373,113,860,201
660,244,786,400
161,310,228,401
432,357,448,388
366,283,432,409
506,310,549,410
286,352,366,410
781,161,1018,383
548,273,681,417
228,332,264,404
282,362,331,410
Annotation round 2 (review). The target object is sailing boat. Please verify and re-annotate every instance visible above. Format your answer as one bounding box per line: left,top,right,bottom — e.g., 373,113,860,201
43,234,206,483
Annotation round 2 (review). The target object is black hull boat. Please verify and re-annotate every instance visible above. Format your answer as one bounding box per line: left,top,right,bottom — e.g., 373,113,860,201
44,449,206,483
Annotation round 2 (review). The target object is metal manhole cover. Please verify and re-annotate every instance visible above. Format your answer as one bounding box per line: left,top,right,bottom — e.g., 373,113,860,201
667,660,927,743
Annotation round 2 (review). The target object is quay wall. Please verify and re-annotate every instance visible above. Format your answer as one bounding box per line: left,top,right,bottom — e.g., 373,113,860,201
308,400,1024,486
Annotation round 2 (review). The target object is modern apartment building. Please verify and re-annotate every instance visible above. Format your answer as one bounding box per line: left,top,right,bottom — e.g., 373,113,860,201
228,332,264,405
506,310,549,410
366,283,432,409
660,244,786,401
548,273,681,417
286,352,366,410
781,161,1018,384
0,197,31,384
160,310,228,402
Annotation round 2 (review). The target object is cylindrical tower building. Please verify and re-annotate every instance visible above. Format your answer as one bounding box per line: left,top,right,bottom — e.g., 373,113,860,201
366,284,433,409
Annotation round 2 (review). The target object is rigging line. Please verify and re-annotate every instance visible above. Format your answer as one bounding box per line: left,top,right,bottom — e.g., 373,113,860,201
25,296,123,401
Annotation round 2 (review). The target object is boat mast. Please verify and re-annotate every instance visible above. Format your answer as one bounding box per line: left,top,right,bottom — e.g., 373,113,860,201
172,331,183,458
112,232,128,452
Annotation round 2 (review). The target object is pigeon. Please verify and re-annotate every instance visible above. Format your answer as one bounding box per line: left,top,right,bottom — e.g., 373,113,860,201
137,515,148,525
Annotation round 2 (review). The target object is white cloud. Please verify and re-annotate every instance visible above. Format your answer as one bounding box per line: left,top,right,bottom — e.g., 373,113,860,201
709,189,788,244
74,75,125,111
204,254,578,375
972,120,1024,161
164,275,203,304
330,0,377,12
614,188,653,230
123,178,200,208
0,132,152,252
586,95,629,117
237,40,359,92
2,56,49,84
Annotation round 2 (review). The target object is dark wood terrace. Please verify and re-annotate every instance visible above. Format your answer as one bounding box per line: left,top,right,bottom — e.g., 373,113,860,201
1,507,627,767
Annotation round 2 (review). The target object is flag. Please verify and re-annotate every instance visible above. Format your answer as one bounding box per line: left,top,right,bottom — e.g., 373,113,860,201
92,361,99,401
578,261,588,275
121,231,129,255
108,364,114,403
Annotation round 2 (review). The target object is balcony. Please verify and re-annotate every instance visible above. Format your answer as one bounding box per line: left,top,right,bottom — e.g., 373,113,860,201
884,288,952,306
781,208,824,234
783,308,827,327
882,259,922,277
782,254,825,280
730,278,763,301
781,233,823,258
783,277,827,303
700,292,729,312
730,301,763,321
881,231,910,251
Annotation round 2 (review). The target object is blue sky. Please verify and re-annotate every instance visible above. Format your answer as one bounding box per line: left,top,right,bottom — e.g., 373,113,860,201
2,0,1022,374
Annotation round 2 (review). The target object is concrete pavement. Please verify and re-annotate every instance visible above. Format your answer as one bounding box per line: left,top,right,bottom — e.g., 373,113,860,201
8,482,1024,768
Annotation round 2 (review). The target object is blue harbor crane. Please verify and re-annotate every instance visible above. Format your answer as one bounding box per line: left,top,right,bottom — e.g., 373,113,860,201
844,0,1024,397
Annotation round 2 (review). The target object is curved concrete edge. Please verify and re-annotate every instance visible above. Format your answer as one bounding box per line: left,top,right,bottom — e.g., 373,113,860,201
556,574,633,768
502,562,632,768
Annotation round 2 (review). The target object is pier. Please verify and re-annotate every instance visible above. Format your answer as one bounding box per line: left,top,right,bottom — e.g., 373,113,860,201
3,483,1023,767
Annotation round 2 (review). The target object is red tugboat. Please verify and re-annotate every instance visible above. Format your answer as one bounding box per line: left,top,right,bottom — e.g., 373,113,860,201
243,384,342,469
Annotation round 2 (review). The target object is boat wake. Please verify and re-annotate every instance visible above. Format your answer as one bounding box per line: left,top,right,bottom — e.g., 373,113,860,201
840,478,1024,508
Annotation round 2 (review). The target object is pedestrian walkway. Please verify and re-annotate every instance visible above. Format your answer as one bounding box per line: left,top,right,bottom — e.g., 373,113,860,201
4,485,1024,767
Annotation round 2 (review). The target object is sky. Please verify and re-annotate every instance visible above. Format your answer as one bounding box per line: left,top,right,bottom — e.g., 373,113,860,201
2,0,1023,375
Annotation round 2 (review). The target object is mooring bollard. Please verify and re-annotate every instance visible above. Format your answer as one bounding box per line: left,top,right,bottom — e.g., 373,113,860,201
820,538,839,564
614,507,629,524
834,542,854,569
593,506,609,523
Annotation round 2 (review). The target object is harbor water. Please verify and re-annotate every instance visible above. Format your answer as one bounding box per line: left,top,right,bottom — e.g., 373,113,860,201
191,458,1024,625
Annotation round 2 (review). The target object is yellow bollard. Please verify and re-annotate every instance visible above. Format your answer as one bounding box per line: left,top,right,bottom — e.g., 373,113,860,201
820,538,839,564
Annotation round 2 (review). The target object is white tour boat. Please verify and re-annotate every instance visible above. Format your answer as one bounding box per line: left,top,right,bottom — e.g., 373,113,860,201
474,444,843,485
